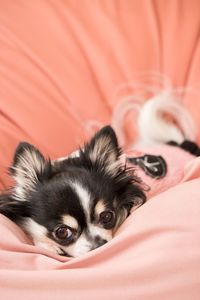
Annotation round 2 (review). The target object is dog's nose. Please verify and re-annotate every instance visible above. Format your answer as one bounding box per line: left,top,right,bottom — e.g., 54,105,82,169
97,239,107,247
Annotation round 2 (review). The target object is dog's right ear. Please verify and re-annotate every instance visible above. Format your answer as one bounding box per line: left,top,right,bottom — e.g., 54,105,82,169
83,126,122,176
10,142,51,200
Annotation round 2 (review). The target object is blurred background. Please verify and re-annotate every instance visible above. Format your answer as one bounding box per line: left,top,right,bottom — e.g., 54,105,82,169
0,0,200,188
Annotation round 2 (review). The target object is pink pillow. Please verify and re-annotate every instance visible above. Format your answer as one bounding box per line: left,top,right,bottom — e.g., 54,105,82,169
0,157,200,299
1,1,200,188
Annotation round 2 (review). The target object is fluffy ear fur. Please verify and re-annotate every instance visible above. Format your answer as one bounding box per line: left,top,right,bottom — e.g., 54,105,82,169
0,193,30,222
83,126,122,176
84,126,146,218
10,142,51,201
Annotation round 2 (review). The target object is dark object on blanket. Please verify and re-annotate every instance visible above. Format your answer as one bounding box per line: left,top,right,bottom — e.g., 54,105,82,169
128,154,167,179
167,140,200,156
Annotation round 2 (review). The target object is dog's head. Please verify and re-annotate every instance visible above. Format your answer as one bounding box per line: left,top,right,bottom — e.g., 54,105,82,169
3,126,146,257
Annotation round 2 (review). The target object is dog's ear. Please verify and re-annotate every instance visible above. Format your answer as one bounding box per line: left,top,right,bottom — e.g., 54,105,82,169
0,193,30,222
83,126,121,175
10,142,51,199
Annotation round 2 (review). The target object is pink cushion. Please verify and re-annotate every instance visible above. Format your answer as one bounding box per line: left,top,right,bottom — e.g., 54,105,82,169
0,1,200,298
0,0,200,188
1,158,200,299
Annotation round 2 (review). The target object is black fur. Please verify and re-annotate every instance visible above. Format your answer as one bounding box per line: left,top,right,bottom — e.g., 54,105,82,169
0,193,30,221
0,126,146,255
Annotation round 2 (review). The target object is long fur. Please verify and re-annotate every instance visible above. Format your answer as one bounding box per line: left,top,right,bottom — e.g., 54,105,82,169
136,91,196,146
0,126,146,257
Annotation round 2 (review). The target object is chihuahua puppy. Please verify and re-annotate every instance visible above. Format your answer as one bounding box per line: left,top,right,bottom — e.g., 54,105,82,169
0,126,146,257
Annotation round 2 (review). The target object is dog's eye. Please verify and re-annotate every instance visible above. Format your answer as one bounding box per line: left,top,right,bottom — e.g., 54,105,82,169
55,225,73,241
99,211,115,227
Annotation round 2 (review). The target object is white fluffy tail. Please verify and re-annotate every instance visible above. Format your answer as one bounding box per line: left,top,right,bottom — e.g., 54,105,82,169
137,91,196,146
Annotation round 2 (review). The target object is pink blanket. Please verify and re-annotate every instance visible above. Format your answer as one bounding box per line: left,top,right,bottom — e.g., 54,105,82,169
1,157,200,299
0,1,200,299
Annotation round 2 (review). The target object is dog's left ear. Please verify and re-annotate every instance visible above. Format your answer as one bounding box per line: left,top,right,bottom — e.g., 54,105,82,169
10,142,51,199
84,126,121,175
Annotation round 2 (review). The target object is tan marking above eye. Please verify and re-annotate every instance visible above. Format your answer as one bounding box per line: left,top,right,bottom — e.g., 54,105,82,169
94,200,106,216
62,214,79,230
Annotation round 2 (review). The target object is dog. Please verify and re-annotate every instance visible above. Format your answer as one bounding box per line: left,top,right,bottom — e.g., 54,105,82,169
0,91,197,257
0,126,146,257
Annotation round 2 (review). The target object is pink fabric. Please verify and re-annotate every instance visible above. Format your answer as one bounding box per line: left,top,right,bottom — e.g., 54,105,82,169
125,145,195,198
1,0,200,188
1,158,200,299
0,1,200,299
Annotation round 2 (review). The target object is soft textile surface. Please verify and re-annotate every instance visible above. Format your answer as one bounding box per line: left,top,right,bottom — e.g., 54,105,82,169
1,158,200,299
0,1,200,299
125,144,195,198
